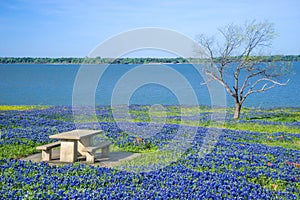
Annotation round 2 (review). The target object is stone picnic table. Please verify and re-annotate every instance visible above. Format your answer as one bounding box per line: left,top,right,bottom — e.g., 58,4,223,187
37,129,111,163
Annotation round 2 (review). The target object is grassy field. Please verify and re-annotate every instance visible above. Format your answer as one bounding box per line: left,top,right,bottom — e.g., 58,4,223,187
0,105,299,199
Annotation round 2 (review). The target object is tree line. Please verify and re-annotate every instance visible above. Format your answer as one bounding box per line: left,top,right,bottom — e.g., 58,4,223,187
0,55,299,64
0,57,187,64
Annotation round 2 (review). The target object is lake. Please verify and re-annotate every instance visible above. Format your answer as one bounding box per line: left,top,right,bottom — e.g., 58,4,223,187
0,63,299,108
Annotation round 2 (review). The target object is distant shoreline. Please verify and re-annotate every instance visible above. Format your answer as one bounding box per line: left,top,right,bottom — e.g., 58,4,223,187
0,55,300,64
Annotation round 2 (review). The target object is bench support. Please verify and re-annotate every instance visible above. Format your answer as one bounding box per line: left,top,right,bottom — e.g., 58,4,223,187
86,153,95,164
102,145,110,157
78,137,92,157
41,150,52,162
36,141,61,162
84,142,111,164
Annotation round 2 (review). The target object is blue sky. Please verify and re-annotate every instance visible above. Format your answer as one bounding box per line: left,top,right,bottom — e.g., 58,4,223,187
0,0,299,57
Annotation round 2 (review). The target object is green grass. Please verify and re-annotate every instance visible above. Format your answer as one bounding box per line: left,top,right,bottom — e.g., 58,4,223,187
160,119,300,134
111,142,158,153
261,139,300,151
222,122,300,134
248,175,300,192
0,105,49,111
0,140,40,159
230,132,300,151
128,106,300,134
115,150,181,171
249,138,300,151
242,108,300,122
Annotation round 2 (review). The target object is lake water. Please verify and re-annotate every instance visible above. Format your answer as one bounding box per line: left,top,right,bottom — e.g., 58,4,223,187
0,63,299,108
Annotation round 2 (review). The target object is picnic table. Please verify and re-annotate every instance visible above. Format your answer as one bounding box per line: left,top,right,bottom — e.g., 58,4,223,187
37,129,111,163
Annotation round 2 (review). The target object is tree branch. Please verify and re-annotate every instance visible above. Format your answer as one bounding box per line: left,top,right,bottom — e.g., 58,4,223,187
240,69,267,98
241,78,289,104
205,71,236,97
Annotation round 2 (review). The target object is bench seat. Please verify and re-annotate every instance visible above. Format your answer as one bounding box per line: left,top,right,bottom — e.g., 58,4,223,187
83,141,112,163
36,141,61,161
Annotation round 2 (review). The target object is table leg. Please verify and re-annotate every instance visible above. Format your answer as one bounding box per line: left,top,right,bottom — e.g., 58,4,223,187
60,140,78,163
78,136,92,156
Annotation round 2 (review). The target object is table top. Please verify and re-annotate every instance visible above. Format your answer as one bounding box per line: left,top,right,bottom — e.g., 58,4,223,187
49,129,103,140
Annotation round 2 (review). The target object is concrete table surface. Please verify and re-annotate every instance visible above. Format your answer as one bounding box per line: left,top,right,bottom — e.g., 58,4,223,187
50,129,103,140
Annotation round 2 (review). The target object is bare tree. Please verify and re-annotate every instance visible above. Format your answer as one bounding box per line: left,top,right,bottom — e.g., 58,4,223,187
197,21,289,119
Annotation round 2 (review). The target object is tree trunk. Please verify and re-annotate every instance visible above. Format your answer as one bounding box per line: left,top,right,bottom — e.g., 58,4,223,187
234,103,242,119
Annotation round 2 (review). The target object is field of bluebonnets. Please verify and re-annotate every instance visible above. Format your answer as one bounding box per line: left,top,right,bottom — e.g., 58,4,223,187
0,105,299,199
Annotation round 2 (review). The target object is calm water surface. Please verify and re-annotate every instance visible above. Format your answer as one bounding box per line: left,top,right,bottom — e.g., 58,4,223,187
0,63,299,108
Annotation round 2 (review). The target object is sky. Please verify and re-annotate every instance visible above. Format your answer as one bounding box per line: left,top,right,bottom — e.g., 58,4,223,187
0,0,299,57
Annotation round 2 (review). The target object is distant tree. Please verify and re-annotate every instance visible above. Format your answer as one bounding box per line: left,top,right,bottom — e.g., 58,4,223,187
197,21,290,119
